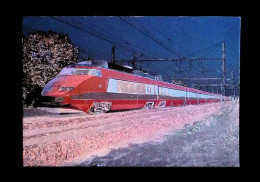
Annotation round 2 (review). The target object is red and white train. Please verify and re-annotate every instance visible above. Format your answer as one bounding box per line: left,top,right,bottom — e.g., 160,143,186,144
41,60,228,113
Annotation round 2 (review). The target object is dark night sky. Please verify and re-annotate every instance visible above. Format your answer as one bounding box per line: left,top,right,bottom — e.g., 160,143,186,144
22,16,240,89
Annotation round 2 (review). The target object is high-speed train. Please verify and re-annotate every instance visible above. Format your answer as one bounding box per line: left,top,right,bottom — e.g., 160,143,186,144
40,60,227,113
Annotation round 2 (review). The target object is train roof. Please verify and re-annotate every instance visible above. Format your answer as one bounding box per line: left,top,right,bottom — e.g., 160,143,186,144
72,60,163,81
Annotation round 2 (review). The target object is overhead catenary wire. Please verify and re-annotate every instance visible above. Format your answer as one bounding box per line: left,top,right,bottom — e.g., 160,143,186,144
117,16,184,59
29,17,223,67
71,17,139,57
77,17,159,59
131,18,188,58
144,18,188,56
81,47,125,61
60,16,159,60
185,42,222,58
72,17,155,59
49,16,139,58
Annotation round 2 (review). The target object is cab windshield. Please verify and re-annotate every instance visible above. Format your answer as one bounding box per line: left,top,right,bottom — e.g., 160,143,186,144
57,68,100,76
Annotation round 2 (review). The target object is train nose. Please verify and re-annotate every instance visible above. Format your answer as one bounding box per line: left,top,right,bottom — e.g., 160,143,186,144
41,77,60,96
42,75,92,96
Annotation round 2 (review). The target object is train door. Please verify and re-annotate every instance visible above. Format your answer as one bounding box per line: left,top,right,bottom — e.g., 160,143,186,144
138,83,158,109
185,88,188,105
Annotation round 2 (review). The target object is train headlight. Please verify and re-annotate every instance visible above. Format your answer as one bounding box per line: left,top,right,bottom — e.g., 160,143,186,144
55,97,64,102
59,87,74,91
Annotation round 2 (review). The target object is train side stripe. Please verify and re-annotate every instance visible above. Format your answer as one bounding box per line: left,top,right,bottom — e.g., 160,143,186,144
70,92,187,100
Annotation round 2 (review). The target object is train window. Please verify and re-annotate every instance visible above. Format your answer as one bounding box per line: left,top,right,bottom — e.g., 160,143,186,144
159,87,168,96
57,68,75,76
168,89,173,97
154,85,158,95
74,69,90,75
107,79,118,93
163,88,168,96
58,68,101,77
188,92,197,98
117,80,139,94
90,69,97,76
73,69,101,76
96,70,102,77
145,84,154,95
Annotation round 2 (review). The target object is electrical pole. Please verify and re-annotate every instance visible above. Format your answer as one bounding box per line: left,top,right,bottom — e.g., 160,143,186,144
82,49,87,61
111,46,116,64
83,54,87,61
116,42,227,96
222,41,226,96
172,71,175,83
131,55,137,70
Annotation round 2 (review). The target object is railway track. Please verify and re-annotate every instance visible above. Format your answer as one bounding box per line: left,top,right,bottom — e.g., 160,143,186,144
23,102,226,166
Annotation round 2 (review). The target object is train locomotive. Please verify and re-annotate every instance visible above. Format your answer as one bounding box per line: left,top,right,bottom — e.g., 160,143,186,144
40,60,227,113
